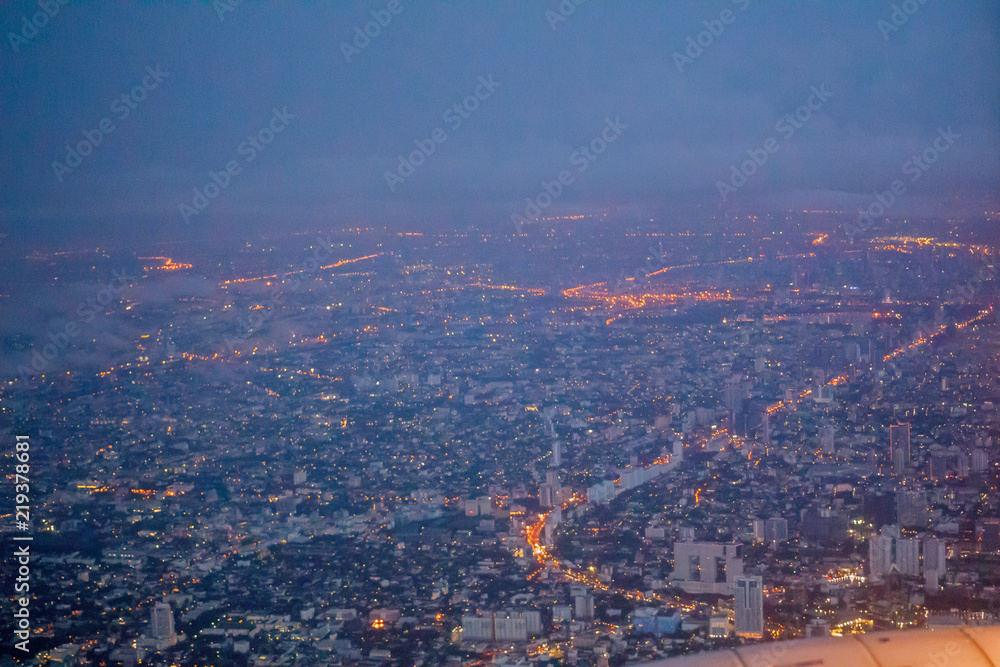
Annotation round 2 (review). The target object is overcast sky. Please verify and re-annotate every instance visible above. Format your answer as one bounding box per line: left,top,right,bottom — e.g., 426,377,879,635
2,0,997,240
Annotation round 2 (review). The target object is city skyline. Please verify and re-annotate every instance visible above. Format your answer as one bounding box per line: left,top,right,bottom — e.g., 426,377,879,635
2,2,1000,666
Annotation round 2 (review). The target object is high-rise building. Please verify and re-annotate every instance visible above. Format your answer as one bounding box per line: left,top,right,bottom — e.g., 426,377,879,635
574,593,595,620
896,538,921,576
552,605,572,623
972,449,989,473
461,614,494,640
929,454,949,480
493,613,528,642
586,480,615,505
151,602,175,639
820,425,835,454
957,453,971,478
734,576,764,638
551,440,561,468
765,517,788,543
461,610,538,642
981,519,1000,553
724,380,744,416
539,484,555,508
512,610,541,635
923,538,947,591
671,542,744,595
897,490,929,528
890,422,911,472
149,602,177,648
869,534,894,578
923,538,946,573
870,525,938,580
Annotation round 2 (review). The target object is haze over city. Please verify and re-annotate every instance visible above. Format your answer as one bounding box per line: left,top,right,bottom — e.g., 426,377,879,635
1,2,1000,666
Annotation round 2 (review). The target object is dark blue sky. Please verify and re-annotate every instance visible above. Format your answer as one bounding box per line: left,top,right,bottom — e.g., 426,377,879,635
2,0,997,239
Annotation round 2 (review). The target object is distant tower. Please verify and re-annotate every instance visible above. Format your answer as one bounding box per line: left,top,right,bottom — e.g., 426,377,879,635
150,602,177,647
551,440,561,468
869,533,893,578
724,380,743,415
897,490,928,528
923,538,947,592
151,603,175,639
820,425,836,454
539,484,554,508
890,422,911,472
896,538,921,576
734,576,764,638
765,517,788,543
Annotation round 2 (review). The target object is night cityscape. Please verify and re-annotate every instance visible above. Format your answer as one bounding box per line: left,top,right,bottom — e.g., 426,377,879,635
1,2,999,666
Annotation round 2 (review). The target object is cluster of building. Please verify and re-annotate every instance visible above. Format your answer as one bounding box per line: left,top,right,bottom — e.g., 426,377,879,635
2,223,997,664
